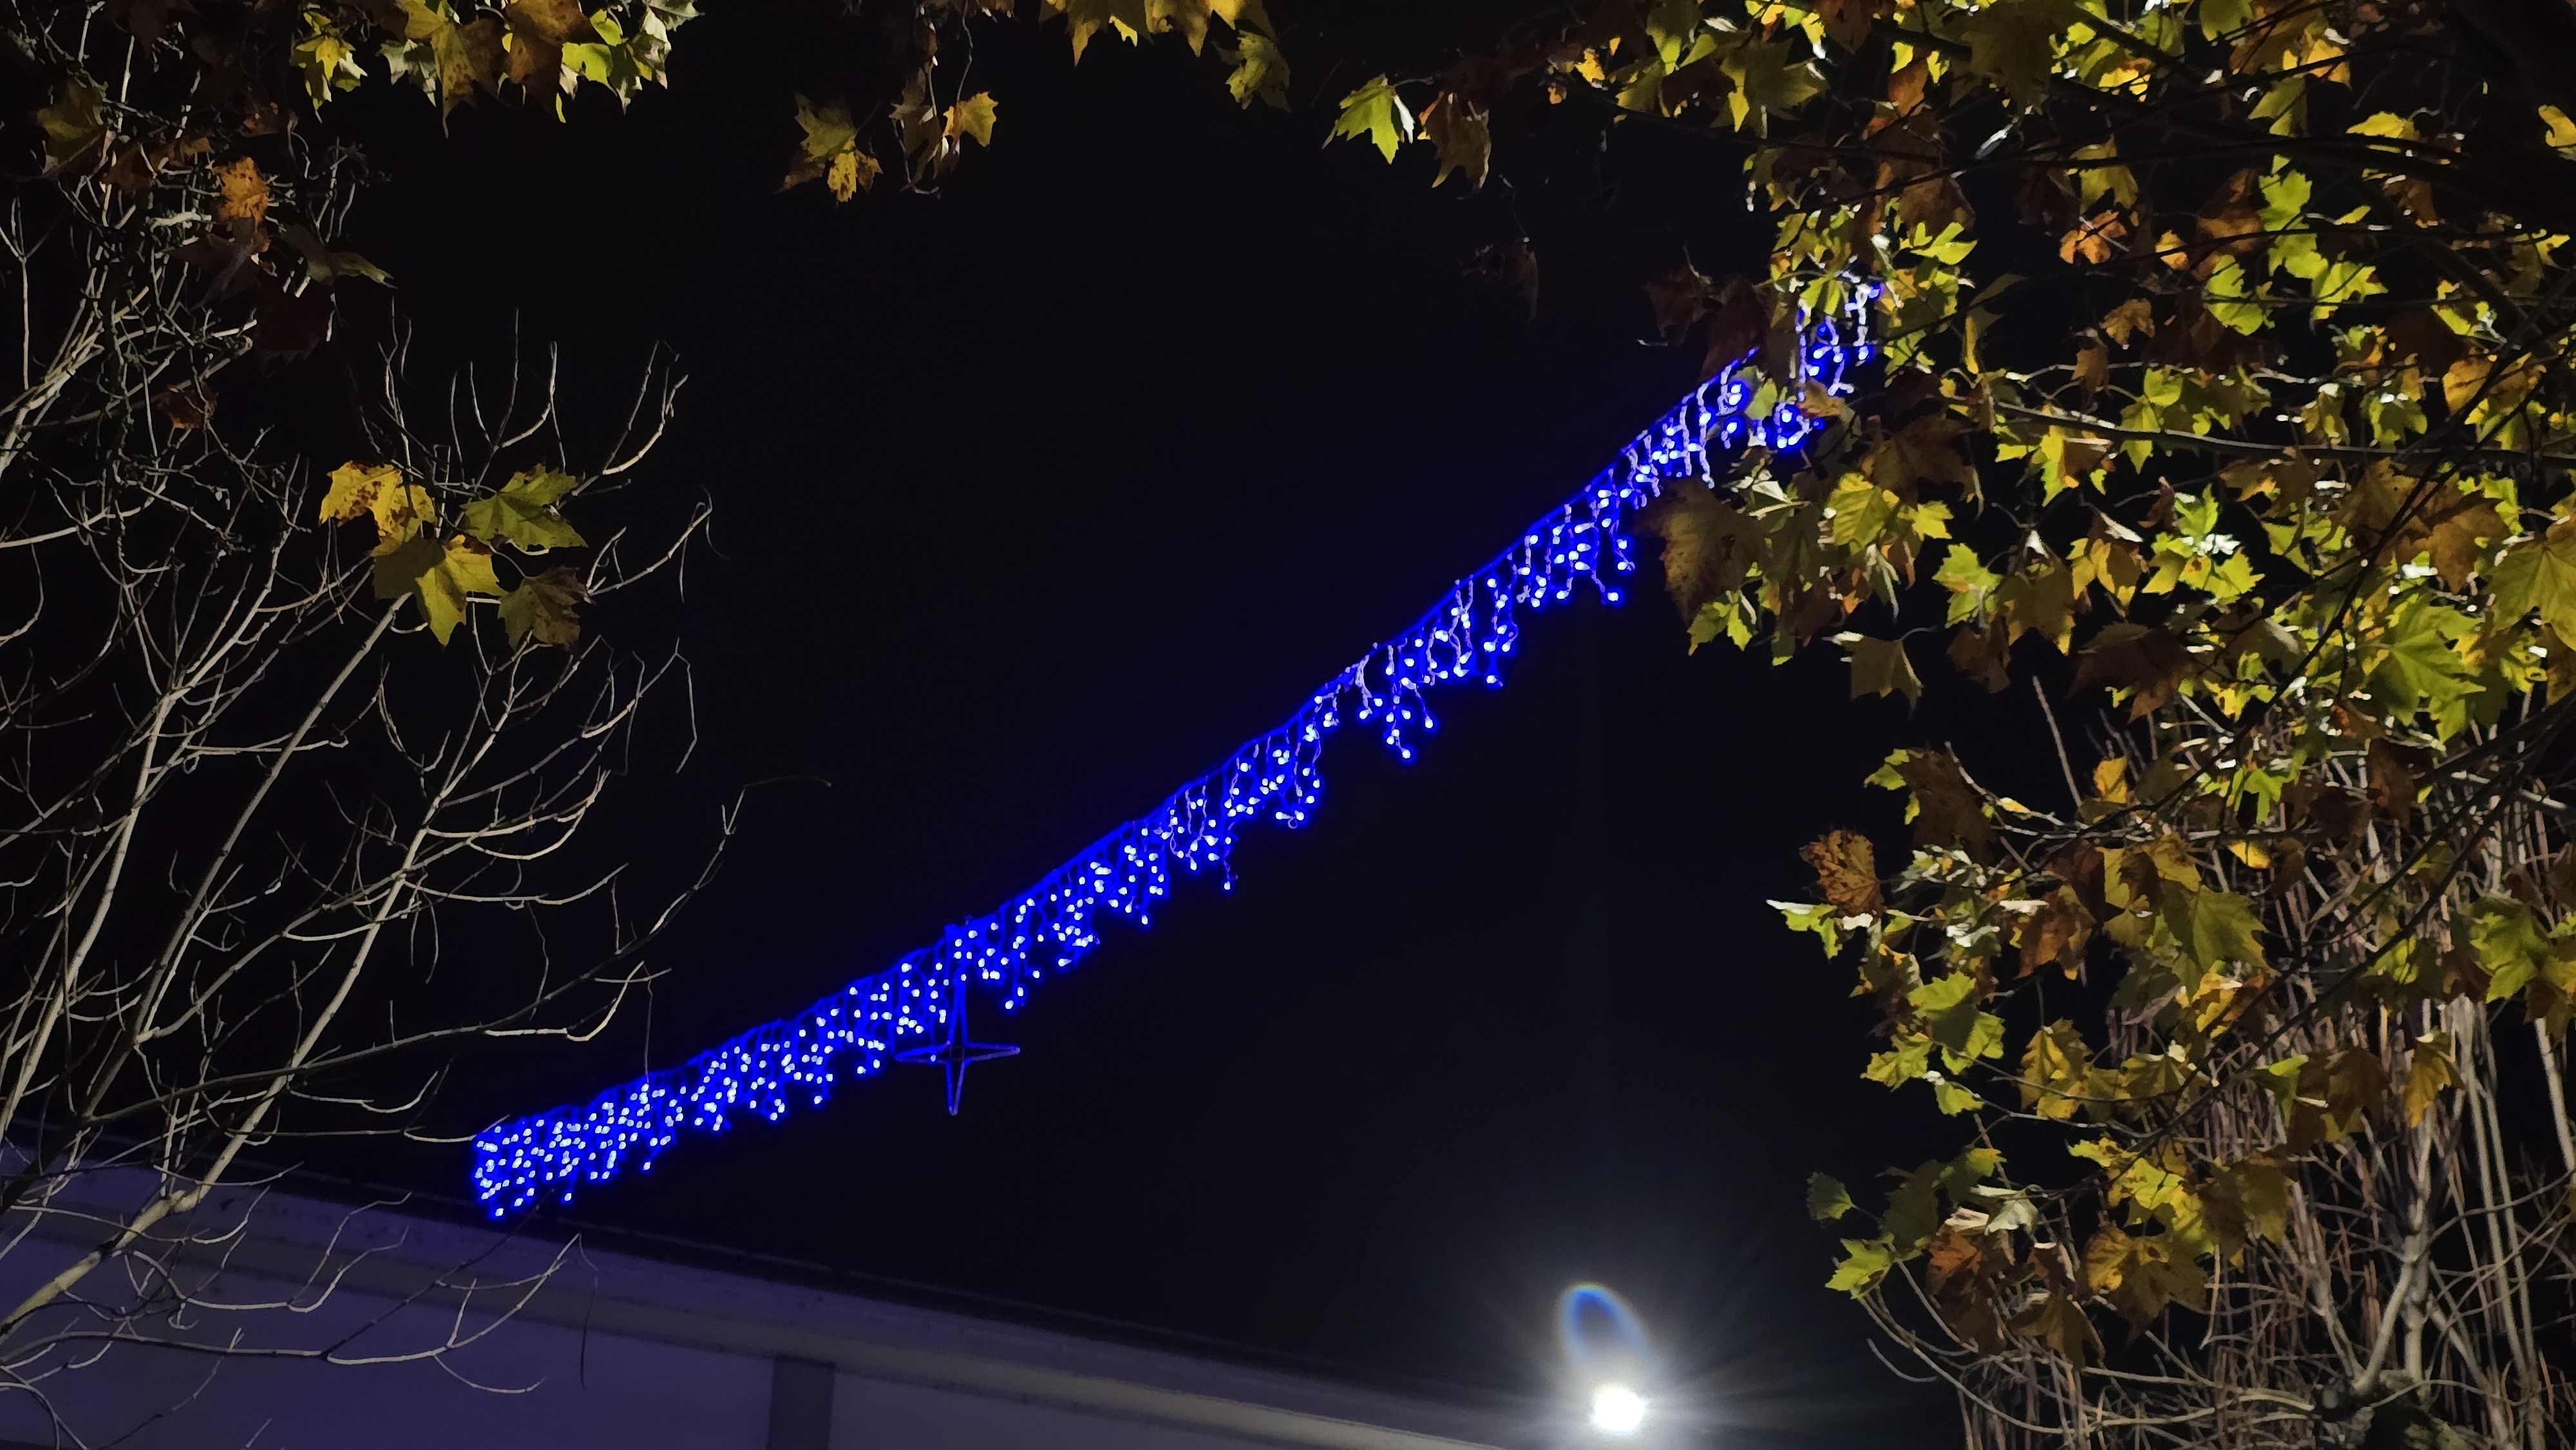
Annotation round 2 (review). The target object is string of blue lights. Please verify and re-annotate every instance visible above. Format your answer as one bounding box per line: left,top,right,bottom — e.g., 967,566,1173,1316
469,283,1879,1215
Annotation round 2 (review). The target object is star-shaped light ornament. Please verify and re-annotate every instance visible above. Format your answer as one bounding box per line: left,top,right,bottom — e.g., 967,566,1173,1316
895,979,1019,1115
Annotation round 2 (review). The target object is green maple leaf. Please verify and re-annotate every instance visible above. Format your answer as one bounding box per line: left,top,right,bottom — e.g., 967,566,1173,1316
2492,520,2576,639
1835,632,1923,705
279,224,390,285
1807,1172,1855,1221
793,96,858,160
1221,32,1289,108
1933,544,2002,624
1911,972,2004,1062
2161,885,2268,972
2469,896,2549,1001
2204,256,2268,334
38,77,109,174
2257,168,2311,231
1719,37,1822,134
1826,474,1900,548
1955,0,2069,109
461,467,585,550
2197,0,2251,37
1329,75,1412,161
1826,1235,1894,1292
1644,0,1705,65
2368,597,2477,717
2253,1056,2306,1114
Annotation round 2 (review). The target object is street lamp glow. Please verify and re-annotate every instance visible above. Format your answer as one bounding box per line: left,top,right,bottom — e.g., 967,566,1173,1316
1590,1384,1648,1436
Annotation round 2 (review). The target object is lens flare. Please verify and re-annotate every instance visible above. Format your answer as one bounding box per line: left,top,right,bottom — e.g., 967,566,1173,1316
1557,1282,1649,1370
1559,1283,1656,1435
1590,1384,1649,1435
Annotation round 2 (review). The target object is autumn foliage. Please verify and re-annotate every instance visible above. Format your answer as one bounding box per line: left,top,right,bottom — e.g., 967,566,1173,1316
23,0,2576,1442
1278,0,2576,1444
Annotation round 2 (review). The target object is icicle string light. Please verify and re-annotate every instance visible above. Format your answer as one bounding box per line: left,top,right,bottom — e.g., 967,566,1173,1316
469,285,1878,1214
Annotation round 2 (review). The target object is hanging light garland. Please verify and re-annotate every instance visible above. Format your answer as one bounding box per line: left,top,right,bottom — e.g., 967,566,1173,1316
469,285,1878,1215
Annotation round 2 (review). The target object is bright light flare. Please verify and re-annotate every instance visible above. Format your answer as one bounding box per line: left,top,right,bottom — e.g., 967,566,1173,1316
1590,1383,1649,1436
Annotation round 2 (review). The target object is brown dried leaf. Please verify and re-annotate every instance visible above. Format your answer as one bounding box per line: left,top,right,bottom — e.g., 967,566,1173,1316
2099,297,2154,344
1885,55,1927,111
2059,212,2128,265
1814,0,1892,50
1464,239,1539,317
1864,411,1973,494
153,382,213,430
2018,889,2092,977
2072,336,2109,393
2194,168,2264,253
2367,737,2432,831
1895,748,1994,857
1421,93,1491,190
455,14,506,95
1700,275,1770,377
251,285,332,358
2072,623,2197,717
504,0,594,87
1802,829,1882,917
1638,484,1758,617
1645,263,1715,344
2011,1292,2100,1364
1947,621,2012,692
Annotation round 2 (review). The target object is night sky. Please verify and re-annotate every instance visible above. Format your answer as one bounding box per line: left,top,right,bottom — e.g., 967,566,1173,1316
314,6,2049,1445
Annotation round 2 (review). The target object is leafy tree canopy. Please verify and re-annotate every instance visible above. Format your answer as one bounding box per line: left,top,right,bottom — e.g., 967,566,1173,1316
1260,0,2576,1442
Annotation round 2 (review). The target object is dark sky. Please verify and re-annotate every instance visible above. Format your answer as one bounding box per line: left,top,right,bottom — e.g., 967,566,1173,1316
328,7,2012,1446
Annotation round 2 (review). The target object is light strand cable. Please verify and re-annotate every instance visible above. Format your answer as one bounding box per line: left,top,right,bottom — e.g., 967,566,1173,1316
469,284,1879,1213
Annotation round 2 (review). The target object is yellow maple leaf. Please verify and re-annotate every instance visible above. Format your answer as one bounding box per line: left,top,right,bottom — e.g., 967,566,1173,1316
320,461,399,525
825,148,878,200
374,534,505,644
945,91,998,148
1146,0,1210,52
213,156,269,227
1059,0,1150,60
2400,1030,2459,1126
2544,104,2576,158
1207,0,1273,35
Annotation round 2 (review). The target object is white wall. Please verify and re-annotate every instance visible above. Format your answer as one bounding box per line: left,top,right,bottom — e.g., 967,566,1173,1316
0,1184,1530,1450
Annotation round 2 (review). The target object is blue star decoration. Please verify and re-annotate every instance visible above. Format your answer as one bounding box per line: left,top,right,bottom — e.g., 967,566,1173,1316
895,981,1019,1115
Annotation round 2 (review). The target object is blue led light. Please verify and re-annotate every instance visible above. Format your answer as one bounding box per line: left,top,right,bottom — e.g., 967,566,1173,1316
468,287,1875,1215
